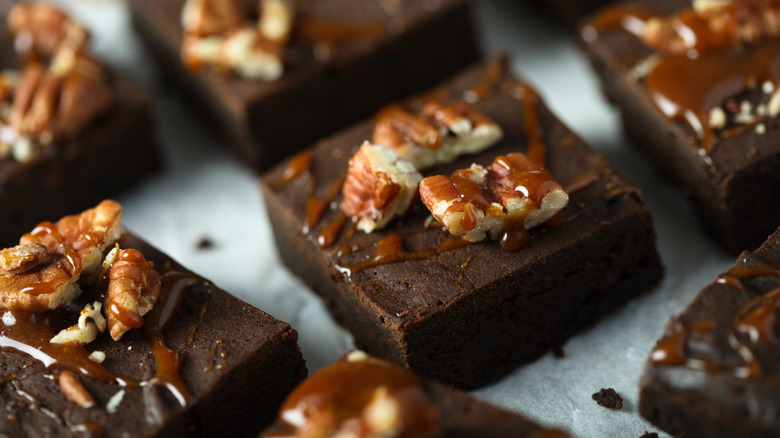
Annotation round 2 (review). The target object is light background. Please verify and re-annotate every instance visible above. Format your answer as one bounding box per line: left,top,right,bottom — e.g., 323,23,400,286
53,1,738,436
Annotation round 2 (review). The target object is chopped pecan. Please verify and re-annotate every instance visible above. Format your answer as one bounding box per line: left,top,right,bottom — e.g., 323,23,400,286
104,248,161,341
340,143,423,233
50,301,106,345
53,72,113,139
7,3,88,58
182,28,284,80
642,0,780,54
0,243,55,275
181,0,245,37
420,152,568,244
59,371,95,409
373,101,503,169
259,0,295,43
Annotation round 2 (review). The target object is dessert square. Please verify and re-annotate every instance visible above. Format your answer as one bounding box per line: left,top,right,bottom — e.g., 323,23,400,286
130,0,479,171
579,0,780,252
639,226,780,437
260,59,664,389
0,2,162,247
262,351,571,437
0,201,307,437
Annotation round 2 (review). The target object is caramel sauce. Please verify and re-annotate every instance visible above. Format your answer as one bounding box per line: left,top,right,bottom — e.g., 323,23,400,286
500,224,530,252
650,321,714,366
297,15,386,49
513,83,547,167
717,263,780,290
340,234,436,275
143,271,202,407
585,3,659,36
0,310,134,386
19,222,83,296
563,171,600,195
186,301,209,347
736,286,780,343
318,212,347,248
269,355,439,438
467,56,508,100
271,150,314,190
304,177,345,234
545,212,567,229
106,299,144,329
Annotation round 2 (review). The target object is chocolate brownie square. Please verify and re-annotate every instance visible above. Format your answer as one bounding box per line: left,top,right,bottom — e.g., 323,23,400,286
0,201,307,437
130,0,479,171
639,226,780,437
579,0,780,252
0,1,162,247
260,60,664,389
262,352,570,438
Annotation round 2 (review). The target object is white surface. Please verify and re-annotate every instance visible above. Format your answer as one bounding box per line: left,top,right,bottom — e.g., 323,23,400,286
57,1,738,436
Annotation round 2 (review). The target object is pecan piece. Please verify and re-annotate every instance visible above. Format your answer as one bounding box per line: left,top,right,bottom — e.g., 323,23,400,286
0,243,81,312
104,248,161,341
181,0,245,37
59,371,95,409
7,3,88,58
0,243,55,275
259,0,295,43
340,143,423,233
420,152,568,245
182,28,284,80
50,301,106,345
642,0,780,54
373,101,502,169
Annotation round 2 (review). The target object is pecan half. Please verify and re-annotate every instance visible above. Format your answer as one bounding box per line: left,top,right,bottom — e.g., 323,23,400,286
104,249,161,341
7,3,88,58
340,143,423,233
373,101,503,169
642,0,780,54
0,243,81,312
420,152,568,244
0,243,55,275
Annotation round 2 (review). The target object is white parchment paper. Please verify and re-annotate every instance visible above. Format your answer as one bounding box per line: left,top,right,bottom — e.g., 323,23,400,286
52,1,739,436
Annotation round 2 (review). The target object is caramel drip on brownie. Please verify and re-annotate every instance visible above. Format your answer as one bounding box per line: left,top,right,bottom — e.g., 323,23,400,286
268,355,439,437
0,309,135,386
645,39,780,151
717,263,780,291
318,212,347,248
304,177,345,233
271,150,315,190
583,3,659,36
466,56,508,100
297,14,385,50
514,82,547,167
143,271,204,407
736,286,780,342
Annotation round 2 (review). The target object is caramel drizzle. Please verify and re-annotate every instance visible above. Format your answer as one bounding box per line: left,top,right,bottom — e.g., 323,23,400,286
20,222,81,296
651,263,780,378
297,14,386,50
143,271,203,407
0,310,135,387
270,150,314,190
304,177,345,234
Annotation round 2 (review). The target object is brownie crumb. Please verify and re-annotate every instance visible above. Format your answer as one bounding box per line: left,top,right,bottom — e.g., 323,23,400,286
195,236,215,250
592,388,623,410
553,345,566,359
639,432,659,438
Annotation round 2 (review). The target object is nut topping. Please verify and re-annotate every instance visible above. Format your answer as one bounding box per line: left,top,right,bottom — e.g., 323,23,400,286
7,3,89,59
104,248,161,341
59,371,95,409
340,143,423,233
0,243,55,275
642,0,780,54
50,301,107,345
373,101,503,169
420,152,568,246
180,0,293,80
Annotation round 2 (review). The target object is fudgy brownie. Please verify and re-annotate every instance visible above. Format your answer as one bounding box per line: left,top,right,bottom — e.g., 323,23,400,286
262,351,570,438
638,226,780,437
0,201,307,437
579,0,780,252
260,60,664,389
0,1,161,248
130,0,479,171
541,0,618,27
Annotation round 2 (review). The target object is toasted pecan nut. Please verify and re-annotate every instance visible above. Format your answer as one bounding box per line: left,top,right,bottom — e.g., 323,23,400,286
0,243,55,275
53,72,113,139
59,371,95,409
420,152,568,245
259,0,295,43
50,301,106,345
0,244,81,312
8,3,88,58
104,248,161,341
642,0,780,54
373,101,502,169
181,0,245,37
340,143,423,233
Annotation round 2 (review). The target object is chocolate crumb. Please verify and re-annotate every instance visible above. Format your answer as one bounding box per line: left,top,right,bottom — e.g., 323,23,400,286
639,432,659,438
592,388,623,410
195,237,215,250
553,345,565,359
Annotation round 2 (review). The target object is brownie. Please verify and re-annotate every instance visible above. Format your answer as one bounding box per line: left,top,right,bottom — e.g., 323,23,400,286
130,0,479,171
638,226,780,437
578,0,780,252
260,60,664,389
0,217,307,436
262,352,571,438
0,2,162,248
541,0,618,27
